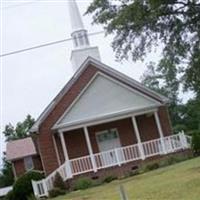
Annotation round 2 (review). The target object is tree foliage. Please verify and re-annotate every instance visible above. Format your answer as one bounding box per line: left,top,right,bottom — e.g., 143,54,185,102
0,156,14,188
86,0,200,95
141,62,200,132
3,115,35,142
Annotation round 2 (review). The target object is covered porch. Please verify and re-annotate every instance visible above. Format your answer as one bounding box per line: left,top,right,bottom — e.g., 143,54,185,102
53,107,174,177
32,110,191,197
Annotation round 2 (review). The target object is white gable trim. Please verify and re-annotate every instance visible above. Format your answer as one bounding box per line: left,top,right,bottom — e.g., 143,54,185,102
31,57,168,132
53,72,161,130
58,106,158,133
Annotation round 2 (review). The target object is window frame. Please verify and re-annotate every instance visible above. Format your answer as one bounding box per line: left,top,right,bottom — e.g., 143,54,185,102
24,156,34,171
96,128,119,143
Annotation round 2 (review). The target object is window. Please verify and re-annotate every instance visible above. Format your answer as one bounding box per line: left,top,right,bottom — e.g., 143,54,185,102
78,33,84,46
74,35,78,47
24,156,34,171
96,129,118,143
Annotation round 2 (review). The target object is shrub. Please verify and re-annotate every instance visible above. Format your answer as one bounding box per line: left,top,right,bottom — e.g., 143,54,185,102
27,194,37,200
143,162,159,172
192,131,200,156
49,187,66,198
53,172,66,190
102,175,117,183
73,178,93,190
4,190,15,200
12,171,44,200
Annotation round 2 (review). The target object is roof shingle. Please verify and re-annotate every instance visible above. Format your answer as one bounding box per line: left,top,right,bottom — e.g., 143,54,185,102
6,137,37,161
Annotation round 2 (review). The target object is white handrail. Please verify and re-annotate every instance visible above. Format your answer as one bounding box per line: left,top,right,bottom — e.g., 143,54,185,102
32,132,191,198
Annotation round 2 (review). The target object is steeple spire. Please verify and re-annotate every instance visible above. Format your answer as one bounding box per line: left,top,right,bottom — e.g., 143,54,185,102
68,0,90,49
68,0,101,72
68,0,84,32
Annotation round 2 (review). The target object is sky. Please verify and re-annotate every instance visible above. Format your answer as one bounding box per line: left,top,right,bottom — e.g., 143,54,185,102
0,0,172,163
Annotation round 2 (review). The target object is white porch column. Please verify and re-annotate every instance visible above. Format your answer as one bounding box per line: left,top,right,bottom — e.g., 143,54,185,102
131,116,145,160
83,127,97,172
154,111,167,154
59,131,73,178
52,134,61,166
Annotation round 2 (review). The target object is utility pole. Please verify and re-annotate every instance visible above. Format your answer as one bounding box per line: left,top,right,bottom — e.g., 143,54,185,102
119,185,129,200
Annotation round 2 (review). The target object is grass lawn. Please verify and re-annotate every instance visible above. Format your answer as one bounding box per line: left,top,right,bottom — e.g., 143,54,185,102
52,157,200,200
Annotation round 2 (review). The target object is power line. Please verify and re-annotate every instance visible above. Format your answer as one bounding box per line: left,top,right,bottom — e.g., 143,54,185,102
0,31,105,57
2,0,40,9
2,0,86,10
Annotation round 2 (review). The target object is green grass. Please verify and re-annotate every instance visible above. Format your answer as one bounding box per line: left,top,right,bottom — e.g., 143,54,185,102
52,157,200,200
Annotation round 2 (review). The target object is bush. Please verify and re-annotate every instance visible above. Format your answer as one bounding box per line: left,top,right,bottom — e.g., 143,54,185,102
53,172,66,190
4,190,15,200
73,178,93,190
145,162,159,171
141,162,160,173
102,175,117,183
192,131,200,156
12,171,44,200
27,194,37,200
49,187,66,198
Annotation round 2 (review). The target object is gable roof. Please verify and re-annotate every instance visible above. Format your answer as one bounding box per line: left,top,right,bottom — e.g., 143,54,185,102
30,57,169,132
6,137,37,161
54,72,161,130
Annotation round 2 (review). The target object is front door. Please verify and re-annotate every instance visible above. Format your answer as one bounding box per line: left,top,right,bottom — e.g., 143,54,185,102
96,129,122,166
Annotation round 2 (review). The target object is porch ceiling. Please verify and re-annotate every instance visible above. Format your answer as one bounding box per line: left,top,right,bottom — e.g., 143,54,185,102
53,73,161,130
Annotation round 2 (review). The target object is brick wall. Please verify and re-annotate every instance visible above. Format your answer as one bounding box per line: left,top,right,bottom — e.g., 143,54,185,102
38,66,98,175
32,155,43,171
64,129,89,159
158,106,173,136
13,159,25,178
37,64,172,175
13,155,43,178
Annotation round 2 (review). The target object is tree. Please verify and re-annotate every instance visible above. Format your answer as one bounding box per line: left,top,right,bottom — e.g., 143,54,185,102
183,97,200,132
0,115,35,188
3,115,35,142
86,0,200,95
0,155,14,188
141,62,183,131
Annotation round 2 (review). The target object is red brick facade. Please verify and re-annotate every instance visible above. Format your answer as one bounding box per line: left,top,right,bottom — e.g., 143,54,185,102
35,64,173,176
13,155,43,178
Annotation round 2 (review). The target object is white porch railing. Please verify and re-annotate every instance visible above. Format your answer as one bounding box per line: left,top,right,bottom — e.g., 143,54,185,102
32,132,191,198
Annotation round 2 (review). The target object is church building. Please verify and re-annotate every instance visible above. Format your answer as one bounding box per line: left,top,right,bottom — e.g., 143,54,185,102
6,0,190,198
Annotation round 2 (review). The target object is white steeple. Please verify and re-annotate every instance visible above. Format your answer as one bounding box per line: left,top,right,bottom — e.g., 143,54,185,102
68,0,101,72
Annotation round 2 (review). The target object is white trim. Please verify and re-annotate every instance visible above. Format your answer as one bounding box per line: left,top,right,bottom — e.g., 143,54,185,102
53,72,161,130
154,111,166,154
83,127,97,172
59,131,69,161
58,107,158,133
30,57,168,132
131,116,145,160
95,128,121,147
52,134,61,166
59,131,73,178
